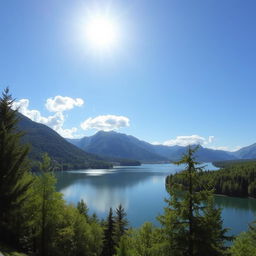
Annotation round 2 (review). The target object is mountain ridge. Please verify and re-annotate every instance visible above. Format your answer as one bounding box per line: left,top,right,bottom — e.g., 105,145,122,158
67,131,238,162
17,114,112,170
68,130,168,162
232,143,256,159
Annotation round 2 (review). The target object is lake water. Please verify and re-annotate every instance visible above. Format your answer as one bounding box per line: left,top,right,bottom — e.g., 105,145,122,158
55,163,256,237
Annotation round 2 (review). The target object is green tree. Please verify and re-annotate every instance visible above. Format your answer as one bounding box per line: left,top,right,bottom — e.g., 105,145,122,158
229,232,256,256
115,222,165,256
29,154,65,256
77,199,89,221
25,155,104,256
159,146,230,256
115,237,129,256
0,88,33,247
102,208,116,256
230,222,256,256
114,204,128,245
55,204,103,256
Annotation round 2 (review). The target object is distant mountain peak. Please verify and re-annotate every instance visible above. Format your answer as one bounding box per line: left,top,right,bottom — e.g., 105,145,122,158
96,130,118,135
67,131,237,163
17,113,112,170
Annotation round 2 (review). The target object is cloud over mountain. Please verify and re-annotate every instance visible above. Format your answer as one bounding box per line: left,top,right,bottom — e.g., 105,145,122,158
13,97,130,138
159,135,215,147
81,115,130,131
45,96,84,112
13,96,82,138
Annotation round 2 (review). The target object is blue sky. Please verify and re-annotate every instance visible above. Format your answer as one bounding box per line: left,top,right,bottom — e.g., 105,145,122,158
1,0,256,150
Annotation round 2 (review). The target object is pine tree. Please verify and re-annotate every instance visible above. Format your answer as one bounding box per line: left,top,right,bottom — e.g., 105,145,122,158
158,146,230,256
0,88,32,246
230,222,256,256
102,207,116,256
115,237,129,256
114,204,128,245
198,196,231,255
37,153,63,256
77,199,89,221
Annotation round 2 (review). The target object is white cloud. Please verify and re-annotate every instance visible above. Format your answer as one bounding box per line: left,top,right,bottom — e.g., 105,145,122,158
57,127,78,139
152,135,241,152
151,141,162,145
158,135,215,147
45,96,84,112
13,98,80,139
81,115,130,131
13,99,45,123
232,146,242,152
208,136,214,143
208,145,242,152
209,146,229,151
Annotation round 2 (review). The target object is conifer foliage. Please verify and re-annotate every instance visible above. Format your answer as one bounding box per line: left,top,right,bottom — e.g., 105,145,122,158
102,208,116,256
102,205,128,256
77,199,89,221
0,88,32,246
114,204,128,245
159,146,230,256
230,222,256,256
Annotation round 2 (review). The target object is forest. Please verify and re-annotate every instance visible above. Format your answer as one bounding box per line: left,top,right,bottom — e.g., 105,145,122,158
166,159,256,198
1,88,256,256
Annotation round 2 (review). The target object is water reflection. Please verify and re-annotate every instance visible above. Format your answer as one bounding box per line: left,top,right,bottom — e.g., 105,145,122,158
60,184,130,212
215,195,256,212
56,166,168,213
56,169,166,191
55,163,256,235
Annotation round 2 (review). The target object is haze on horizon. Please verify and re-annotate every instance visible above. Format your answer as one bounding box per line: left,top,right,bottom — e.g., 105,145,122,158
1,0,256,151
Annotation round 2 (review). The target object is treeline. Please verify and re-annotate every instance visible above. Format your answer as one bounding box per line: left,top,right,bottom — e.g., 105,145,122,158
29,157,112,172
1,89,256,256
100,156,141,167
166,160,256,198
27,142,113,172
213,159,256,168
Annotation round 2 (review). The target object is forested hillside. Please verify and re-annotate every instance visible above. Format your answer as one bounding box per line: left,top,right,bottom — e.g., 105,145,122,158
17,114,112,170
166,160,256,198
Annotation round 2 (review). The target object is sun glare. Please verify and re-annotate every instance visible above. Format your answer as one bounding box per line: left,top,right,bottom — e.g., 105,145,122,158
85,15,119,50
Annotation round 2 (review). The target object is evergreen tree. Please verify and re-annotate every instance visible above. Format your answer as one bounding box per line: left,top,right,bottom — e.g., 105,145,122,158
158,146,230,256
230,221,256,256
198,196,231,255
102,208,116,256
23,154,104,256
115,237,129,256
0,88,32,247
169,160,256,198
91,212,100,223
31,153,65,256
115,222,165,256
77,199,89,221
114,204,128,245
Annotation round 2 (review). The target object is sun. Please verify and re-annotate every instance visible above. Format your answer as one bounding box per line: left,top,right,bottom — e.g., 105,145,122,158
85,14,119,50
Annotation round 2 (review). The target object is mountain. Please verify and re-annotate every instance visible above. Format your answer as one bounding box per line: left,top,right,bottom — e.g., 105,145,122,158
192,146,237,162
67,131,168,162
151,144,236,162
17,114,112,170
67,131,237,162
232,143,256,159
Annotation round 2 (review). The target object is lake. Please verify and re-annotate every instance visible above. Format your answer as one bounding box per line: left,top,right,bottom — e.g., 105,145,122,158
55,163,256,237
